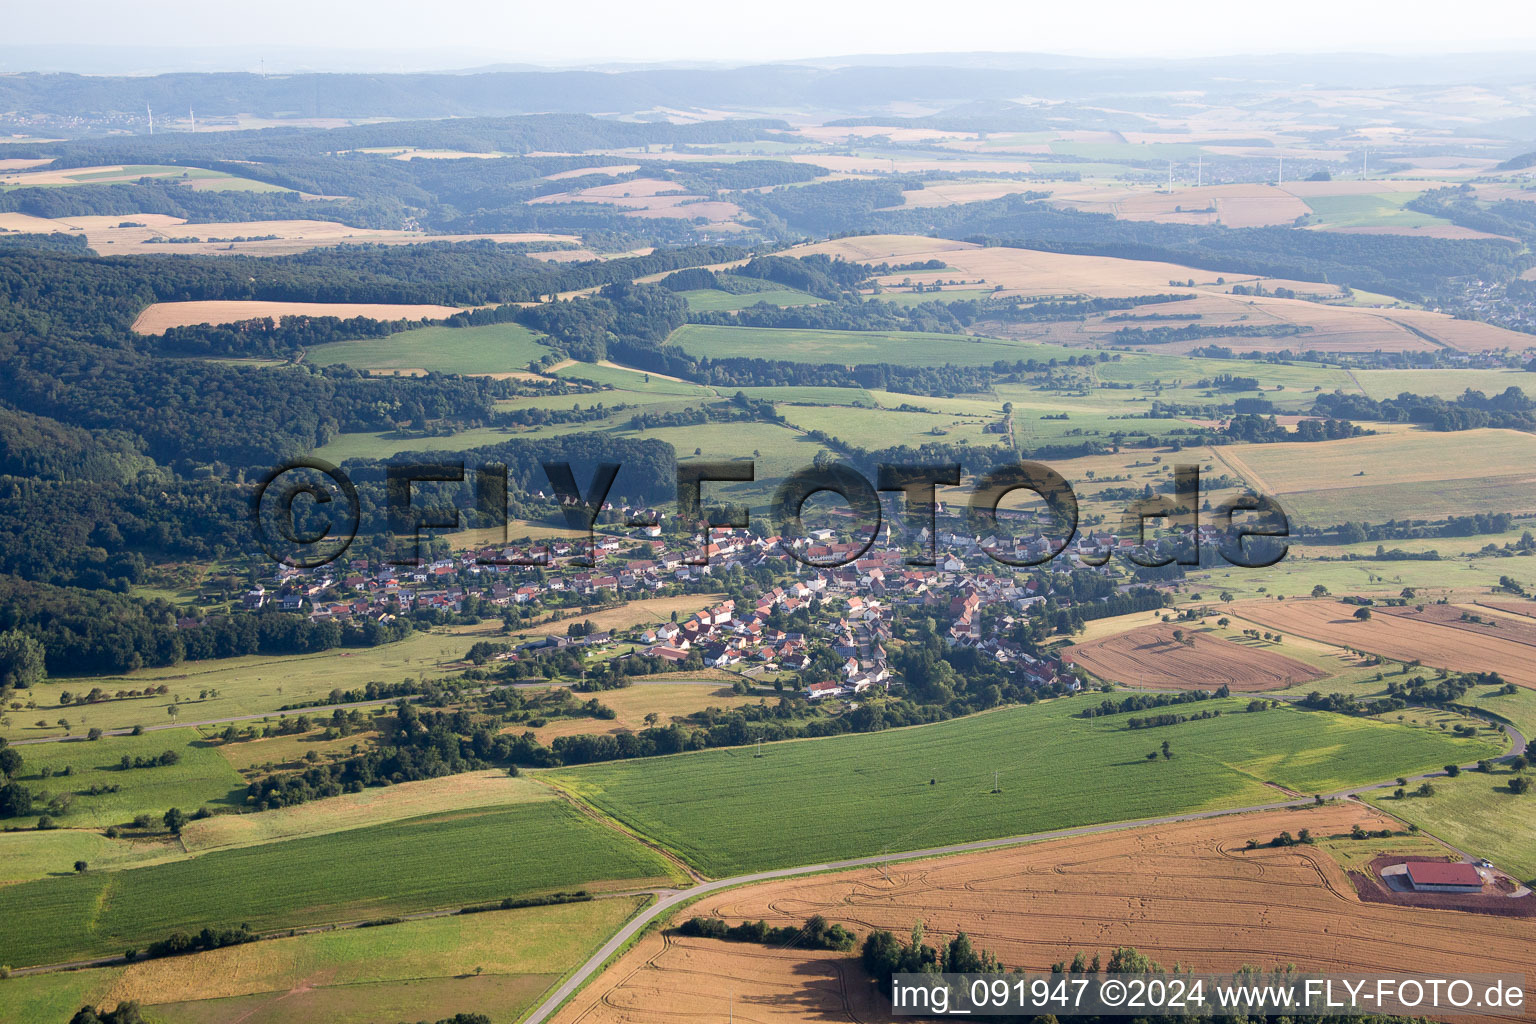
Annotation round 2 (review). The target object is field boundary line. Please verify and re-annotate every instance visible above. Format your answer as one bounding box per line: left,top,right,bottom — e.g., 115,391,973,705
535,776,706,884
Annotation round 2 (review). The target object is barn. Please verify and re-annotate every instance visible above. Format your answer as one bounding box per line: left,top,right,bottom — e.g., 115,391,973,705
1404,861,1483,893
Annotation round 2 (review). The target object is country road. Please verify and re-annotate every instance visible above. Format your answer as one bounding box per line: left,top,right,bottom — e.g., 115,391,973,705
7,678,730,746
518,712,1527,1024
7,709,1525,1002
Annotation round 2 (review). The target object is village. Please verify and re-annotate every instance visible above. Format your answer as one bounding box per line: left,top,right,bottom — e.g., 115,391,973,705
223,498,1216,705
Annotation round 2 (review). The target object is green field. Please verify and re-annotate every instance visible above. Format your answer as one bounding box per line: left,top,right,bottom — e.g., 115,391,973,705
1301,192,1452,230
548,696,1502,876
0,798,678,967
4,626,507,741
313,425,528,462
1353,368,1535,401
0,896,646,1024
669,324,1066,367
1364,765,1536,882
10,729,248,827
308,322,551,375
553,361,716,397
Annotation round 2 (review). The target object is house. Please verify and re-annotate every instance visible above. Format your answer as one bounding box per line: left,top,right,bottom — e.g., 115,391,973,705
804,681,844,700
1404,862,1483,892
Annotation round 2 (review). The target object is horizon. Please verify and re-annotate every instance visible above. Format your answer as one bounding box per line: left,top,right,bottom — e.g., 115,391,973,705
5,0,1536,74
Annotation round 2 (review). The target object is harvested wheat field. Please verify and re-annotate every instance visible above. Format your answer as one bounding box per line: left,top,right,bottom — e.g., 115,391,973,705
1055,183,1311,229
1063,624,1324,690
131,300,468,334
554,803,1534,1024
1234,599,1536,689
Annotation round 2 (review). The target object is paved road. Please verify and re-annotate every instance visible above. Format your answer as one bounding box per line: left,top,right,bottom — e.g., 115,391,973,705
518,708,1527,1024
7,679,730,746
10,706,1526,995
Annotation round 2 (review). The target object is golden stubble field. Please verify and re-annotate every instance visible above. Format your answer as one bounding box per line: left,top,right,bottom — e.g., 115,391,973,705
553,802,1534,1024
131,300,469,334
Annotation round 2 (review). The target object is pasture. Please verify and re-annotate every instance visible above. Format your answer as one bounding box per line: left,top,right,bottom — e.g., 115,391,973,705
10,728,249,827
307,322,552,375
4,625,514,741
547,696,1502,876
0,798,679,968
1,896,646,1024
1364,766,1536,882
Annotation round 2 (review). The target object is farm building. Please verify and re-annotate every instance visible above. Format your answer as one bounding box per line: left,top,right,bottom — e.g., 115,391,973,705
1404,861,1483,893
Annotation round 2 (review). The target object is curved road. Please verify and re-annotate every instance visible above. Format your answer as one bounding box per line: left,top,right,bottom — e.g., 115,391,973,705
9,708,1525,1006
519,712,1526,1024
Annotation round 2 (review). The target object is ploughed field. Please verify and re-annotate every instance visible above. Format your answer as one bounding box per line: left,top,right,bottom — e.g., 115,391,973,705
1063,624,1325,691
1236,599,1536,689
552,803,1534,1024
548,695,1503,877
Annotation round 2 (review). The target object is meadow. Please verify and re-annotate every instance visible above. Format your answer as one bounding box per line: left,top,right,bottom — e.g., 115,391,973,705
547,695,1502,877
1352,368,1535,401
0,896,647,1024
0,798,679,968
307,322,552,375
1363,765,1536,882
11,728,249,827
4,625,513,741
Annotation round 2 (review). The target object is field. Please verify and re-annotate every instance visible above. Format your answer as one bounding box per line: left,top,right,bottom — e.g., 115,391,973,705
0,797,680,968
1364,764,1536,882
1354,368,1535,400
552,803,1534,1024
131,301,468,335
2,896,647,1024
10,728,249,827
1234,598,1536,689
178,770,543,854
669,323,1068,367
306,322,552,375
1212,428,1536,526
1063,623,1326,690
3,625,516,741
520,683,764,743
547,695,1502,876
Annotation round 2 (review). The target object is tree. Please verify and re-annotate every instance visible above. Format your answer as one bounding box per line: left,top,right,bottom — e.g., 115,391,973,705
74,860,88,874
1353,607,1372,621
1511,776,1531,795
1161,739,1173,760
1311,585,1329,598
1511,755,1529,773
0,780,32,818
1416,781,1436,797
0,743,22,780
163,807,187,834
1445,764,1461,777
0,629,46,697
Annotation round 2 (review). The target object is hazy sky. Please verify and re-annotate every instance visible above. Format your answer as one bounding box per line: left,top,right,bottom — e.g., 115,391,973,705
8,0,1536,69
